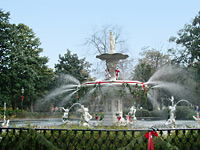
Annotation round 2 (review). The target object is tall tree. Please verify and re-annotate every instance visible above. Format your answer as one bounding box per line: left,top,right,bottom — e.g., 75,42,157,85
132,61,154,82
0,10,54,110
55,49,91,83
168,11,200,97
132,47,170,82
52,50,91,107
85,25,127,54
169,11,200,67
85,25,133,79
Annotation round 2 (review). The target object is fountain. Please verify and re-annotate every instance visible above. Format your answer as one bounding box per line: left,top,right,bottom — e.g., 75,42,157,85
55,32,197,128
79,31,146,126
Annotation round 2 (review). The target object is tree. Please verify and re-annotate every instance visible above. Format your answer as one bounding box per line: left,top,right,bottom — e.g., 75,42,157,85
132,61,154,82
85,25,133,79
139,47,171,70
50,50,91,107
0,10,54,110
169,11,200,67
168,11,200,100
55,49,91,83
85,25,127,54
132,47,171,82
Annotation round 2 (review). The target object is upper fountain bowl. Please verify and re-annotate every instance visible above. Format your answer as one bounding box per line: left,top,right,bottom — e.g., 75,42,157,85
96,53,128,61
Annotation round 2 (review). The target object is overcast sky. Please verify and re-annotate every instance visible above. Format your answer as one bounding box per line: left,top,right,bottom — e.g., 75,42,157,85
1,0,200,69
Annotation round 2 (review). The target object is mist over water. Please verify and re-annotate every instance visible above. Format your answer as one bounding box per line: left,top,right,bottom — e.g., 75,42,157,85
45,86,75,100
59,74,80,85
58,89,79,107
147,65,199,105
35,74,80,110
78,88,96,105
147,93,159,109
148,65,186,83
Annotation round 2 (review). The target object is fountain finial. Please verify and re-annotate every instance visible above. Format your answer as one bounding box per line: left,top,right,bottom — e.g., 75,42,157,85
109,31,115,54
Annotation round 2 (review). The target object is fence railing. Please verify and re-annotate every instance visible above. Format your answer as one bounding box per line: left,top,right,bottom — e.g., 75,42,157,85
0,127,200,150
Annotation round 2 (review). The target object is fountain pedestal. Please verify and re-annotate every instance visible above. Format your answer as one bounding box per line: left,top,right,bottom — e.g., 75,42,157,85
103,99,122,126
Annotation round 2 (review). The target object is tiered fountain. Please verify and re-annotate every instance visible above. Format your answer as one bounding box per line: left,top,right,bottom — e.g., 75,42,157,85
80,32,146,126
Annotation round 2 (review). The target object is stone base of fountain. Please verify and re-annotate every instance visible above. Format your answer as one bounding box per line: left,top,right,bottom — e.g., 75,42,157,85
103,112,118,126
102,99,123,126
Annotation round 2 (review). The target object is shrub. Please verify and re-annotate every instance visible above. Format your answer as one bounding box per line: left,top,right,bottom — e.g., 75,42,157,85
136,109,150,117
176,106,196,120
150,109,168,119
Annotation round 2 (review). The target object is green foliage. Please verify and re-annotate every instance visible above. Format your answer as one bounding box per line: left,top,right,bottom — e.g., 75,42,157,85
168,11,200,98
0,108,63,119
0,9,54,109
169,11,200,66
149,109,168,119
135,107,195,120
132,61,154,82
51,49,91,107
2,128,200,150
122,83,149,109
119,131,178,150
55,49,91,83
132,48,171,82
136,109,150,117
176,106,196,120
7,129,60,150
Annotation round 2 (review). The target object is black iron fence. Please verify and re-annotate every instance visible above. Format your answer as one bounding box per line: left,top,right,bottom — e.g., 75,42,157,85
0,127,200,150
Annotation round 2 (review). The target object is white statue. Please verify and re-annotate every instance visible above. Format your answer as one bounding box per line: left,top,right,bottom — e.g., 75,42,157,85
78,105,92,123
60,107,69,122
109,31,115,54
2,119,9,128
193,106,200,123
165,96,176,127
128,106,137,121
2,103,9,128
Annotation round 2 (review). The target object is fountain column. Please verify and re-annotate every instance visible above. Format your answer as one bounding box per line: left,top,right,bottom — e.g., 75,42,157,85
96,31,128,126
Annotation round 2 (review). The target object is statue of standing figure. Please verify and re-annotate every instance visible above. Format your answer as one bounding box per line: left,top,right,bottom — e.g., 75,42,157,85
78,105,92,123
60,107,69,122
165,96,176,127
2,103,9,128
109,31,115,54
128,106,137,121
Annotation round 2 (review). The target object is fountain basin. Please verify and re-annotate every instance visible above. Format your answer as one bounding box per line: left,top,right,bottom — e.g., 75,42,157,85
4,119,199,129
79,80,146,126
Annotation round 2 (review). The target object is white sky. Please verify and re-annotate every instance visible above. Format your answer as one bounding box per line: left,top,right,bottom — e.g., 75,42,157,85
1,0,200,69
